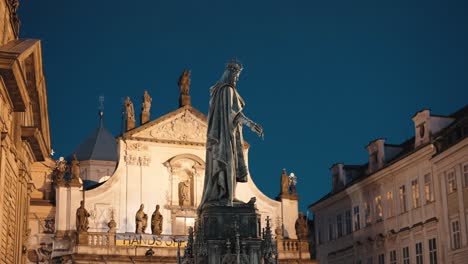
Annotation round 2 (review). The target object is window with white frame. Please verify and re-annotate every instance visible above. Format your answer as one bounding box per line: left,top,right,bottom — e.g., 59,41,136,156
429,238,437,264
386,191,394,217
424,174,434,203
365,202,372,225
402,246,410,264
411,179,420,208
389,250,397,264
451,219,461,249
345,210,352,235
337,214,343,238
399,185,407,213
378,253,384,264
415,242,423,264
463,164,468,187
447,171,457,194
375,195,383,221
354,205,360,231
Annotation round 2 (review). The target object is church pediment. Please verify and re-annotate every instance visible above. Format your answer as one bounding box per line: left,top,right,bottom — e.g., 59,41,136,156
124,106,207,145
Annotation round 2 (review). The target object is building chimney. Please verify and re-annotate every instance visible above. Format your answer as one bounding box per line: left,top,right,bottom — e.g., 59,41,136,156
366,139,385,174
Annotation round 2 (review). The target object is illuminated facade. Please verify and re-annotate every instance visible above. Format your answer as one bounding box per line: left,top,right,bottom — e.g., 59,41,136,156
309,106,468,264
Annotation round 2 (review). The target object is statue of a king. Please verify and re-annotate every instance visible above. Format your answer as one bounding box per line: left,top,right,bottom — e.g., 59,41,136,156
199,60,263,209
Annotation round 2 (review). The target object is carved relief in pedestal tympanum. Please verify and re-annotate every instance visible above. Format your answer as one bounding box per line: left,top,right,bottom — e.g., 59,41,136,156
150,111,207,143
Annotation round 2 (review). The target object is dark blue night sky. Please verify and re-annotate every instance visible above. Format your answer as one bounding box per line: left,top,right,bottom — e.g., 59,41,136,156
19,0,468,212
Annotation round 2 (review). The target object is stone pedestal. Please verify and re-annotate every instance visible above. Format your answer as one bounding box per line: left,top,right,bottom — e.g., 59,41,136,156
189,203,269,264
140,112,150,125
179,95,191,107
77,232,88,245
127,119,135,131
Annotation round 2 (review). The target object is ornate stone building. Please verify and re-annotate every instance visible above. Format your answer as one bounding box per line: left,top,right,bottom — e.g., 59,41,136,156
309,105,468,264
0,0,52,263
26,71,311,263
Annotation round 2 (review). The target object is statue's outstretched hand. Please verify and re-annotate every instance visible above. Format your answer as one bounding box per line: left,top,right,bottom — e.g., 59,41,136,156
251,123,264,139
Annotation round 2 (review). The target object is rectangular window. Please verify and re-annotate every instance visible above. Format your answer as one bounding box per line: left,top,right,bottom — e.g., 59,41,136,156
317,230,322,245
365,202,372,225
337,214,343,238
367,256,373,264
451,220,461,249
328,219,334,241
345,210,352,235
412,179,420,208
389,250,397,264
464,164,468,187
378,253,385,264
375,195,383,221
416,242,423,264
447,171,457,194
403,246,410,264
424,174,434,203
386,191,394,217
354,205,360,231
399,185,407,213
429,238,437,264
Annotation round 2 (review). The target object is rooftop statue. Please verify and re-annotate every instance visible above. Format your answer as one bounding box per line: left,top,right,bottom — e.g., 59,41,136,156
76,200,90,233
141,90,152,114
199,60,263,209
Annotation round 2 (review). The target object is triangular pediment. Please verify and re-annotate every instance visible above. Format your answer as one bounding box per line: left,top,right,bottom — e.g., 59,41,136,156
123,106,208,145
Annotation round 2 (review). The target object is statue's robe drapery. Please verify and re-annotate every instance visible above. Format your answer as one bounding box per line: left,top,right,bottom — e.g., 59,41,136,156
199,83,249,208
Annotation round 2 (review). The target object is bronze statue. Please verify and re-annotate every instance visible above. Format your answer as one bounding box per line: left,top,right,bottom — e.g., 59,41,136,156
178,179,191,206
199,60,263,209
135,204,148,234
141,90,152,114
76,200,90,232
295,212,309,240
151,205,163,235
178,69,191,96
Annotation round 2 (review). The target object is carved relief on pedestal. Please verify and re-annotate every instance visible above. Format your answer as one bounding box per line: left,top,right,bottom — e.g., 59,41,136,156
124,142,151,166
149,111,207,143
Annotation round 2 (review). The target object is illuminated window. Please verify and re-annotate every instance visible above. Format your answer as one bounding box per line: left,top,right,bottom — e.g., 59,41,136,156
364,202,371,226
399,185,407,213
386,191,394,217
447,171,457,194
375,195,383,221
411,179,420,208
424,174,434,203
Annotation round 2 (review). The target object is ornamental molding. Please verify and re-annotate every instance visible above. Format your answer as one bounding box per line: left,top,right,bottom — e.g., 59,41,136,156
134,110,207,144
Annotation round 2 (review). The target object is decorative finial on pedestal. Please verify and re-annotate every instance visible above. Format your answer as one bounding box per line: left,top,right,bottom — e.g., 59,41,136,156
178,69,191,107
140,90,152,125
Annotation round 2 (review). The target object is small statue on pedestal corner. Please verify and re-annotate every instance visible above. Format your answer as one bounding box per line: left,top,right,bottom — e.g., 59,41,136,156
125,96,135,130
53,157,68,185
151,204,163,235
295,212,309,240
135,204,148,234
76,200,90,232
69,154,81,185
